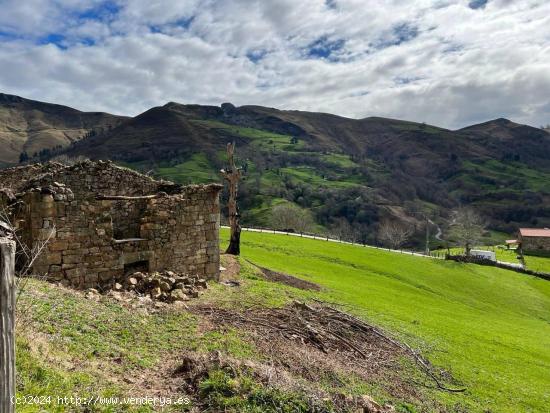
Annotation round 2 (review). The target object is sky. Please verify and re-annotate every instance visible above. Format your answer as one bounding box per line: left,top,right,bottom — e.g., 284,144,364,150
0,0,549,129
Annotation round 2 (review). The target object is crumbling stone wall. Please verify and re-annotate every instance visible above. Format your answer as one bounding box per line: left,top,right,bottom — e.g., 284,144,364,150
0,163,64,192
0,161,222,288
21,161,178,198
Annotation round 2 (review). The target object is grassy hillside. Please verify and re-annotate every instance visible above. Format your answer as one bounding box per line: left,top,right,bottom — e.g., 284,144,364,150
222,229,550,412
16,230,550,412
118,117,370,230
0,93,126,165
4,93,550,246
117,114,550,244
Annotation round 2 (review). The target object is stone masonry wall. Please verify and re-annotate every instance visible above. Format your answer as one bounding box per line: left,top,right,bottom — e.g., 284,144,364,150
139,188,220,277
1,161,222,289
522,236,550,255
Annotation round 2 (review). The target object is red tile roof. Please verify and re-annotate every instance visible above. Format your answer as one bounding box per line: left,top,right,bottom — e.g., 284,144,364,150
519,228,550,237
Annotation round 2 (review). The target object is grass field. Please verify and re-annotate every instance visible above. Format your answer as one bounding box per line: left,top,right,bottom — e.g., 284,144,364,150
16,231,550,412
317,153,359,168
15,273,277,412
223,229,550,412
279,166,361,189
191,119,304,151
451,159,550,195
155,153,219,184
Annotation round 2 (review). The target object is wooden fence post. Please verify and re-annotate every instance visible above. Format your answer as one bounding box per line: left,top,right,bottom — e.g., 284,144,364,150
0,238,16,413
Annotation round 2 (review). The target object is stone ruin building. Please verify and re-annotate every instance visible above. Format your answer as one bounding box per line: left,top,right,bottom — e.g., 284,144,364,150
0,160,222,289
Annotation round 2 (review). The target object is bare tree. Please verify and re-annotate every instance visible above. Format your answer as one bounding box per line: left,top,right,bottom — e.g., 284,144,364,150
448,207,485,256
0,207,54,311
270,204,313,233
329,217,360,242
378,219,413,249
221,142,242,255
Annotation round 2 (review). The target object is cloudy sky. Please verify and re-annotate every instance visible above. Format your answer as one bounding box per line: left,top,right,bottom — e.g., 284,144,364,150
0,0,549,129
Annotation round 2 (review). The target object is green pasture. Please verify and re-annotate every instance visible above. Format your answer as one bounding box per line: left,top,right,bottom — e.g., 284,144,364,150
223,229,550,412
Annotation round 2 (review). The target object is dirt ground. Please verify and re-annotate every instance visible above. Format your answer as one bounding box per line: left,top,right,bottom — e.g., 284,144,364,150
220,254,321,291
219,254,241,282
252,261,322,291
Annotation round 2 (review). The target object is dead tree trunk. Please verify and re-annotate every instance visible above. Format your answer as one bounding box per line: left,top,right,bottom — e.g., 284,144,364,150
221,142,242,255
0,238,16,413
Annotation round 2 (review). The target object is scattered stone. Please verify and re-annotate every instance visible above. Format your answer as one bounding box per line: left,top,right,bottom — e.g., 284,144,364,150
150,287,162,299
114,282,123,290
118,270,208,303
137,296,152,304
110,291,123,301
85,288,100,301
170,289,189,302
360,395,382,412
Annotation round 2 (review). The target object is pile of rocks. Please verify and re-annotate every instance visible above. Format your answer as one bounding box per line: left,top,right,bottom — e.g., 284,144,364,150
121,270,208,302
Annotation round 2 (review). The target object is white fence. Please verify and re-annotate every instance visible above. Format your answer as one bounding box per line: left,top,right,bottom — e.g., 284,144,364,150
221,225,443,259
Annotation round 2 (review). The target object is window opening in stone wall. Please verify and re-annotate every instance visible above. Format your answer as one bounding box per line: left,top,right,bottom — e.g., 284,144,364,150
110,200,146,240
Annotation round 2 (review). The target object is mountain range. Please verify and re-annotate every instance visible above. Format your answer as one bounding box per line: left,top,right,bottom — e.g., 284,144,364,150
1,92,549,246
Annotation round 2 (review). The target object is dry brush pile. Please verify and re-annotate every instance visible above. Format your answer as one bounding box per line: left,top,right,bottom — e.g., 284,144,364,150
189,300,465,411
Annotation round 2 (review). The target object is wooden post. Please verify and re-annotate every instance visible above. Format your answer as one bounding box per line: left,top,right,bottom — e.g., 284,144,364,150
0,238,16,413
221,142,242,255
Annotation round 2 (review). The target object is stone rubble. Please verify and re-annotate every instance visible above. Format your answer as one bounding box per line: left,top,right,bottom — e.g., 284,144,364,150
121,270,207,302
82,270,208,307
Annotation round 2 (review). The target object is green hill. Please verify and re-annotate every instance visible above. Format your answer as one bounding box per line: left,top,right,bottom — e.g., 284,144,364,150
16,230,550,412
3,93,550,247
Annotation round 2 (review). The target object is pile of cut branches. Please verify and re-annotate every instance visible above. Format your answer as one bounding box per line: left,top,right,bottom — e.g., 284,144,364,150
194,300,465,393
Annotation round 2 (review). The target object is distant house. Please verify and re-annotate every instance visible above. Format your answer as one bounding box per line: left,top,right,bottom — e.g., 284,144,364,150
518,228,550,256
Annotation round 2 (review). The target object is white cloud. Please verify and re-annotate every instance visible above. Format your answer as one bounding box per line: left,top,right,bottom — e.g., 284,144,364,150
0,0,549,128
